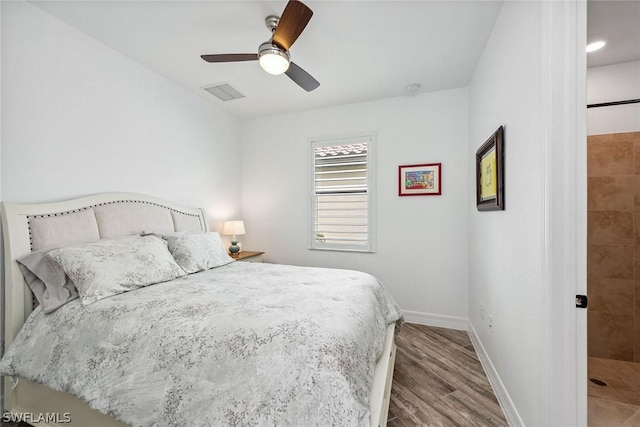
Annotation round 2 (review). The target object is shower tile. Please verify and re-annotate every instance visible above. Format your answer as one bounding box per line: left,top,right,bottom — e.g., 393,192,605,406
626,361,640,374
633,177,640,208
588,277,633,315
633,251,640,362
634,212,640,243
588,137,633,177
588,379,629,402
590,133,640,145
633,249,640,291
634,300,640,363
588,245,634,279
588,311,634,361
588,134,616,143
634,247,640,275
589,211,633,244
589,359,640,390
588,396,639,427
589,176,634,211
603,360,640,388
590,357,627,382
589,132,640,366
632,138,640,175
620,390,640,406
588,357,640,427
621,409,640,426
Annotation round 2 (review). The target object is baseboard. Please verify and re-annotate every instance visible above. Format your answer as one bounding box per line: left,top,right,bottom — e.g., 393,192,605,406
402,310,468,331
468,322,524,427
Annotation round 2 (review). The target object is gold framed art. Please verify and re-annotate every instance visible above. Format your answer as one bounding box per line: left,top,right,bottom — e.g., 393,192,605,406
476,126,504,211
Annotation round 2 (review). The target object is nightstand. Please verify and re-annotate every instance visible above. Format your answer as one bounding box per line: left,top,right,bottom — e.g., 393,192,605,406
231,251,265,263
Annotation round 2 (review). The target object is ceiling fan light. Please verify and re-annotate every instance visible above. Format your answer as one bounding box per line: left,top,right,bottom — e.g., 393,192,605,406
260,53,290,75
258,43,290,75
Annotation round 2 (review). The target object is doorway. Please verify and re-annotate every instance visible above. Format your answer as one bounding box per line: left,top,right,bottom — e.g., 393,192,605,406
586,131,640,426
585,2,640,424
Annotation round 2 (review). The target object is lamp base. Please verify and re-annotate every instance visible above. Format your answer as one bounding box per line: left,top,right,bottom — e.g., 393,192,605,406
229,239,240,255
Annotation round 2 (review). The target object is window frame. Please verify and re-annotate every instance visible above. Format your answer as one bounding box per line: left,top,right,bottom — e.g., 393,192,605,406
308,133,376,253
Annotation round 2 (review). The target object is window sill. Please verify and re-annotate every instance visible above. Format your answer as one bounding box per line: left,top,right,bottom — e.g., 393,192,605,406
308,246,376,254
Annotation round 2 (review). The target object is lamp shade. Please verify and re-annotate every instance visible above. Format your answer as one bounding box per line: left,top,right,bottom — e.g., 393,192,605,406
222,220,246,236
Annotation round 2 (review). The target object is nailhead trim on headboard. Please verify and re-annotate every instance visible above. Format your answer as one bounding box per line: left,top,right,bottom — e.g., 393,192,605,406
27,207,93,251
26,200,204,251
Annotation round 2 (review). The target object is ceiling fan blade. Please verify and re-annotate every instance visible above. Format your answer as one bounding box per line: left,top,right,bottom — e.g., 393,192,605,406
272,0,313,51
201,53,258,63
285,62,320,92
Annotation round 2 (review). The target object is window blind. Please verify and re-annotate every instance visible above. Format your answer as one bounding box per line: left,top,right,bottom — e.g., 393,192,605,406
312,141,371,251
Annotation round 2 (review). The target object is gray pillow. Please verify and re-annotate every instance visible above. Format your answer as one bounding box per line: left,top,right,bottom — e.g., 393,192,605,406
17,250,79,314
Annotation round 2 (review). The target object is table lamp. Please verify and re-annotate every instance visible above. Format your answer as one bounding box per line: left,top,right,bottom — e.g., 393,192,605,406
222,220,246,255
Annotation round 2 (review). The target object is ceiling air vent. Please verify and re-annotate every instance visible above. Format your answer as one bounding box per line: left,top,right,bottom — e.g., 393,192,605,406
203,83,245,101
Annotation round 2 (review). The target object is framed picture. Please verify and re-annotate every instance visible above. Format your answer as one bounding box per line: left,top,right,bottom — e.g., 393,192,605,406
476,126,504,211
398,163,442,196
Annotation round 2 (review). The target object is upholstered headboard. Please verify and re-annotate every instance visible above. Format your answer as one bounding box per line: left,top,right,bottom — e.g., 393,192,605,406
1,193,208,350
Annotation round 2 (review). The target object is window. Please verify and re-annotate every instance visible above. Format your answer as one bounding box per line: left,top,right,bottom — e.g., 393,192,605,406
310,134,375,252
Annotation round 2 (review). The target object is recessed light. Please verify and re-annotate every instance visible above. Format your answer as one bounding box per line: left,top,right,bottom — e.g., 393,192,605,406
586,41,606,53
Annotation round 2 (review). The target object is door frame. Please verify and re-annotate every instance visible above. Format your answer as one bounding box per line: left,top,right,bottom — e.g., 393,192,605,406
542,0,587,424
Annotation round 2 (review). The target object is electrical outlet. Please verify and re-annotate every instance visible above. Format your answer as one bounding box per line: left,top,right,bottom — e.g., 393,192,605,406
488,315,494,332
480,304,485,320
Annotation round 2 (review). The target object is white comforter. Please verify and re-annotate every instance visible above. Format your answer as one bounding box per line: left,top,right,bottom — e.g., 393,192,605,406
0,262,402,426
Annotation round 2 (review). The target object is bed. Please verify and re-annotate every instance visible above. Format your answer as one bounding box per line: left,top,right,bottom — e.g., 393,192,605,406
0,192,401,426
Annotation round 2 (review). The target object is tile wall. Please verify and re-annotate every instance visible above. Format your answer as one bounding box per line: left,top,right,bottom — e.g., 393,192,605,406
588,131,640,361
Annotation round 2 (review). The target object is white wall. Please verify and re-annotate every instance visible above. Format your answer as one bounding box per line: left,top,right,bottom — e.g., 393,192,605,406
468,1,574,425
468,0,587,424
588,61,640,135
241,89,469,325
0,2,243,406
1,1,242,228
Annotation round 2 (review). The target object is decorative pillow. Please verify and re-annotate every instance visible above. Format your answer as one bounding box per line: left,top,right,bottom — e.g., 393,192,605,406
17,250,79,313
47,235,186,305
161,231,234,274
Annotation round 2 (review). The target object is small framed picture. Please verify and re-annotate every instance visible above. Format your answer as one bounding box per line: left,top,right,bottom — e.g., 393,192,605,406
476,126,504,211
398,163,442,196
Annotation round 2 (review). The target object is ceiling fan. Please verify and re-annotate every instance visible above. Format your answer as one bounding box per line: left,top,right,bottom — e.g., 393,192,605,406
201,0,320,92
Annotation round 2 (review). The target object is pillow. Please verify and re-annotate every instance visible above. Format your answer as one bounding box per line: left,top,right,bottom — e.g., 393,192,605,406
160,231,234,274
17,250,79,314
47,235,186,305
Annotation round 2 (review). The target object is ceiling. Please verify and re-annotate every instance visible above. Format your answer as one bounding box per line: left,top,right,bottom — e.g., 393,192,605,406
587,0,640,68
29,1,640,120
31,0,503,119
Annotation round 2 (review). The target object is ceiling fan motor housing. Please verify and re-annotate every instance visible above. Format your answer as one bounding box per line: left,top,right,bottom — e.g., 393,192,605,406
265,15,280,33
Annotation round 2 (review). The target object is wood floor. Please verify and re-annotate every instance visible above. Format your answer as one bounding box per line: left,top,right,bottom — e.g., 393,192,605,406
388,322,508,426
1,323,507,427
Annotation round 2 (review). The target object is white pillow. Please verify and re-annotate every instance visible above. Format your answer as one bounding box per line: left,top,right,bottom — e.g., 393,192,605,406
161,232,234,274
48,235,185,305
